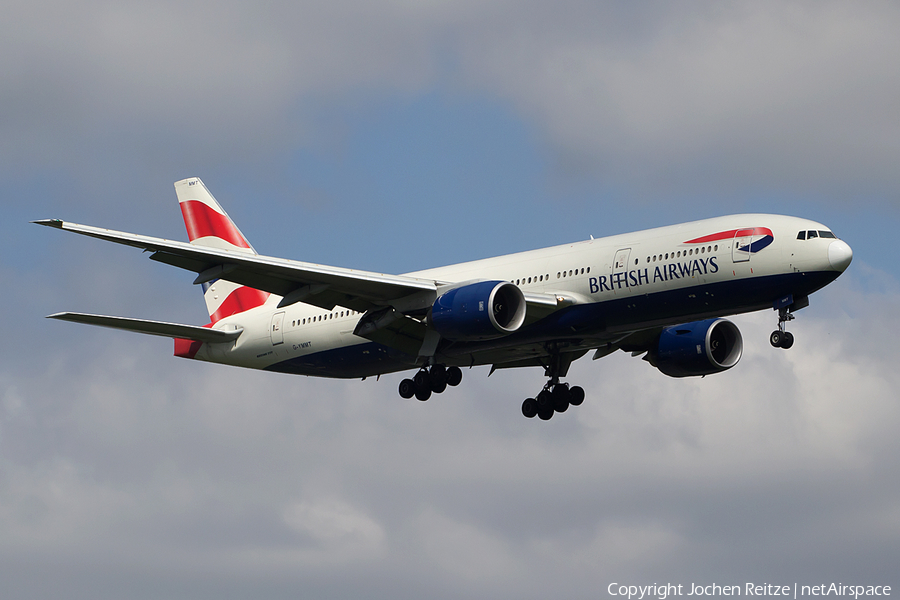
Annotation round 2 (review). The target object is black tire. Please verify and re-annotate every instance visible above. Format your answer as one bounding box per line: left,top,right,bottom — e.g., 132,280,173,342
568,386,585,406
429,365,448,393
429,364,447,383
782,331,794,349
552,385,570,413
415,386,432,402
522,398,538,418
446,366,463,387
399,378,416,399
414,370,430,390
537,406,554,420
770,330,783,348
536,389,553,410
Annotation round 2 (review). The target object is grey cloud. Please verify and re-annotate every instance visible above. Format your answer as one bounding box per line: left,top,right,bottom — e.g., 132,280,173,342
2,265,898,598
4,1,898,205
456,1,900,204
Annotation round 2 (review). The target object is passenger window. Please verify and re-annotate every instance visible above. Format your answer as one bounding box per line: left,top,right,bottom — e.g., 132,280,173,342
808,230,818,239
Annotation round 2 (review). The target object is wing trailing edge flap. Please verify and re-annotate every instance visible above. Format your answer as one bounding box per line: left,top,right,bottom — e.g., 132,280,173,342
353,307,428,360
592,328,665,359
47,312,242,343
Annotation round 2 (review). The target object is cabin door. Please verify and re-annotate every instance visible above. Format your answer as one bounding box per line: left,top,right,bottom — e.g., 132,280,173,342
611,248,631,291
270,311,285,345
732,230,751,263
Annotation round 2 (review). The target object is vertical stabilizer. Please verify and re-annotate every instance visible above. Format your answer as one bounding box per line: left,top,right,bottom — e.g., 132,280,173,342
174,178,269,322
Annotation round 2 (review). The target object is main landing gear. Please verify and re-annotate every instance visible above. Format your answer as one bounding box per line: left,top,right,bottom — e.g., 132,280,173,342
398,365,463,401
520,349,585,420
770,306,795,349
521,380,585,421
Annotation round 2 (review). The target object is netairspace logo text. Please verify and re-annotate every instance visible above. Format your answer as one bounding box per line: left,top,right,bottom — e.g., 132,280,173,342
607,583,892,600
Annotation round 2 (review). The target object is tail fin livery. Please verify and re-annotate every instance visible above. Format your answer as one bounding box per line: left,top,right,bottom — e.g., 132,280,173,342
174,178,269,322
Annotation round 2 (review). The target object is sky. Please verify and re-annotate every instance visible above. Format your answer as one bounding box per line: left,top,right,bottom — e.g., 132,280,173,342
2,1,899,598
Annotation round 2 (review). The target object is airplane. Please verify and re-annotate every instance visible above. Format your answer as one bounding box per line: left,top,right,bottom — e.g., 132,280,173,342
36,177,853,420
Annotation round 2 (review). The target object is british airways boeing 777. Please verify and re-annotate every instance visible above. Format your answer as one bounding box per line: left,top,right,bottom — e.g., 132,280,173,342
36,177,852,420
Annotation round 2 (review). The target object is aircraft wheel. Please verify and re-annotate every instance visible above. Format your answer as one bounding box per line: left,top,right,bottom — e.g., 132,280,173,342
414,370,430,390
399,378,416,399
429,364,447,384
429,365,448,393
568,386,585,406
537,405,554,420
536,389,553,411
781,332,794,349
769,330,784,348
415,386,432,402
552,385,570,413
446,366,463,387
522,398,538,418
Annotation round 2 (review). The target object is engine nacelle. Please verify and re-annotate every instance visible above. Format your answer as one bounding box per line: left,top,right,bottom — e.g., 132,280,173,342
653,318,743,378
431,281,527,341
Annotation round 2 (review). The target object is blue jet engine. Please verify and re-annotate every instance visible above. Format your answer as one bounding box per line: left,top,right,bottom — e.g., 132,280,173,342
431,281,527,341
651,318,743,377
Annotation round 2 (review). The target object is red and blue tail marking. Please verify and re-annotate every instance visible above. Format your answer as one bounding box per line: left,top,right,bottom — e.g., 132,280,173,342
174,178,270,324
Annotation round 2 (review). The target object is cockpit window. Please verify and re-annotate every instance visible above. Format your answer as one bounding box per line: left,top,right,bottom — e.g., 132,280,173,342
818,230,836,239
797,231,806,240
807,230,818,239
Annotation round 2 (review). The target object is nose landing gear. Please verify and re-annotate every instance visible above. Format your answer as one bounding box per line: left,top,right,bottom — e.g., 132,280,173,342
770,306,795,349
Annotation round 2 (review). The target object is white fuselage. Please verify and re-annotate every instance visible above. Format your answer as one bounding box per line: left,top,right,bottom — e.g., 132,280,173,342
190,214,849,378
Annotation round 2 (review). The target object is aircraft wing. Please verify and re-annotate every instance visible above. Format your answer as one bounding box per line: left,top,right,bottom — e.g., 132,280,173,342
34,219,439,313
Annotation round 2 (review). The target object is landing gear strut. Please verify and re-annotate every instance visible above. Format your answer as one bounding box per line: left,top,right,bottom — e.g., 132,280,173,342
521,349,585,420
522,381,585,420
398,365,462,401
770,306,795,349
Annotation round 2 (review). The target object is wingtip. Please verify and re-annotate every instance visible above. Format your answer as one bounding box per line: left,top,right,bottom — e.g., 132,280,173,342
32,219,64,228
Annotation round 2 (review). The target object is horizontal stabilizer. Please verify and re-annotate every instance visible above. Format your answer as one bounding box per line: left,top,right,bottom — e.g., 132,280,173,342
46,312,242,343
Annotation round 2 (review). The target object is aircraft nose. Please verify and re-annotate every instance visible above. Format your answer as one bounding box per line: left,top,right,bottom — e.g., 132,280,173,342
828,240,853,271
